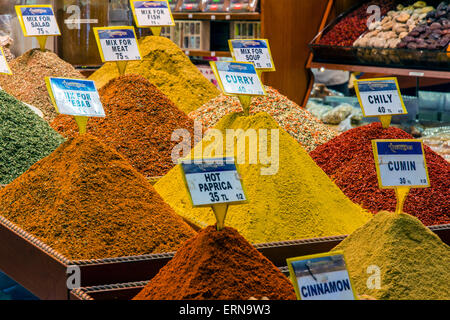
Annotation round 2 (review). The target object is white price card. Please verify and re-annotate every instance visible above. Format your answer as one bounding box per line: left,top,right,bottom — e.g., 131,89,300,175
181,157,247,207
229,39,275,71
46,78,105,117
130,0,175,27
94,27,142,62
210,61,266,96
355,78,407,117
15,5,60,37
0,48,12,75
287,252,357,301
372,140,430,189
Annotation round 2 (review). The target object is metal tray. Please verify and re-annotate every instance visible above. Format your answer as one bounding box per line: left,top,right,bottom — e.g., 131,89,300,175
309,0,450,71
1,212,449,300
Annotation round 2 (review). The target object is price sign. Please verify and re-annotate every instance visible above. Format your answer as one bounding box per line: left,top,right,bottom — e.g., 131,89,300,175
46,78,105,118
287,252,357,301
372,140,430,189
210,61,266,96
181,157,247,207
15,5,60,37
130,0,175,27
355,78,406,117
0,48,12,75
94,27,142,62
229,39,275,71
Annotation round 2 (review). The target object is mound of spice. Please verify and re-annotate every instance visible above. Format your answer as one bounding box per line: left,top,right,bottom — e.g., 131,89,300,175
89,36,219,114
134,226,296,300
0,49,84,122
0,134,196,260
51,74,195,177
318,0,395,46
310,122,450,226
0,90,64,184
155,112,371,244
189,86,338,152
333,211,450,300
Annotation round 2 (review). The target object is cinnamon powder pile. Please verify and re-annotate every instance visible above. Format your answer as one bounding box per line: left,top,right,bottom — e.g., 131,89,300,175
133,226,296,300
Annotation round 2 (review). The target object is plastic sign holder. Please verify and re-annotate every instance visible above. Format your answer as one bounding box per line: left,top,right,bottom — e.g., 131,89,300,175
372,139,430,214
287,251,357,300
228,39,276,78
354,77,407,128
180,157,248,231
93,26,142,76
45,77,105,134
0,47,12,75
210,61,266,116
130,0,175,36
15,5,61,51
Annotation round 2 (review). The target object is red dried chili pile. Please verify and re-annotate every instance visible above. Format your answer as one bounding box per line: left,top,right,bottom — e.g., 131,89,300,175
310,123,450,226
133,226,296,300
318,0,395,46
51,74,195,177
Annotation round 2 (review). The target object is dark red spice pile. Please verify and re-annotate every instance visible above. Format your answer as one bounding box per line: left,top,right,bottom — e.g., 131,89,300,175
319,0,395,46
51,74,196,177
310,123,450,226
133,226,296,300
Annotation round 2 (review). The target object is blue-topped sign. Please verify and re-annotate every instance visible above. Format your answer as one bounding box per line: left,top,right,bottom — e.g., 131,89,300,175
210,61,266,96
130,0,175,27
355,78,407,117
16,5,60,37
46,78,105,117
180,157,247,207
372,140,430,189
229,39,275,71
94,27,142,62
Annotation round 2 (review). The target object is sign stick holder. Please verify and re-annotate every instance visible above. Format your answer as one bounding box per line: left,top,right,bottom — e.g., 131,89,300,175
116,61,129,75
151,27,162,36
212,204,229,231
37,36,48,51
395,186,410,214
75,116,89,135
238,96,252,116
379,115,392,129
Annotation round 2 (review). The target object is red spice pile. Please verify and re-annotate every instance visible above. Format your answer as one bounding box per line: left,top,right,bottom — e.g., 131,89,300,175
51,74,195,177
319,0,395,46
133,226,297,300
310,123,450,226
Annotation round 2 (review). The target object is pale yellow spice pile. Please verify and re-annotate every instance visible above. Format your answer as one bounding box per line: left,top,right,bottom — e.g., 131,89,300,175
334,211,450,300
155,112,371,244
89,36,219,114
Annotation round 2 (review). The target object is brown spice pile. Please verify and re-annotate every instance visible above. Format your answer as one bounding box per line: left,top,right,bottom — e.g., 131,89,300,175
133,226,297,300
0,134,196,260
0,49,84,122
51,74,196,177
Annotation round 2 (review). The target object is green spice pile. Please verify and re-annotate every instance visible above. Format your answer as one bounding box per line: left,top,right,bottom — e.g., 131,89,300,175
0,90,64,185
0,49,85,122
189,86,338,152
334,211,450,300
0,134,196,260
89,36,219,114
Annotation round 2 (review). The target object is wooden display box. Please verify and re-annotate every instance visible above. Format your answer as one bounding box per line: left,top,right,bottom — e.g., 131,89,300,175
1,211,449,300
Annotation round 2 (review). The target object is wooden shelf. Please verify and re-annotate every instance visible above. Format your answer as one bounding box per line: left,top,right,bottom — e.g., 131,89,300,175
182,50,231,57
173,12,260,21
309,61,450,80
